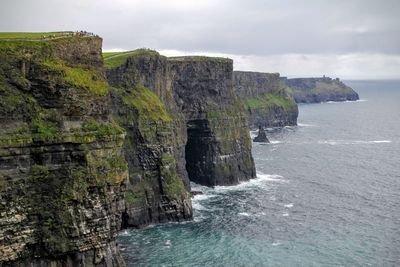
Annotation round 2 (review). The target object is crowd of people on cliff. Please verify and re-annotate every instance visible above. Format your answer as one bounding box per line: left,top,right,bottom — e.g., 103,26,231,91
41,31,98,40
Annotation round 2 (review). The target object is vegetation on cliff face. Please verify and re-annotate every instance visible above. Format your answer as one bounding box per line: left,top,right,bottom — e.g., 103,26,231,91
109,82,190,227
244,93,297,111
42,59,109,96
0,35,128,265
233,71,298,128
121,84,172,123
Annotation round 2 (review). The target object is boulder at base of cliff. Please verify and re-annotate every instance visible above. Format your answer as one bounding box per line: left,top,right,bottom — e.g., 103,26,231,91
253,126,270,143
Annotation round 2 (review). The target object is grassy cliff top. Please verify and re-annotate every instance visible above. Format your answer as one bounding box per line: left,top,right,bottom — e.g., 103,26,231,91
103,49,160,69
0,31,76,40
0,32,70,39
168,56,233,63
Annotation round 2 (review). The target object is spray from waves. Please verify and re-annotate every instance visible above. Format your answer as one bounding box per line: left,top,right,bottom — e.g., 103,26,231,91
326,99,367,104
297,123,317,127
249,131,258,139
190,173,285,199
213,173,286,192
318,140,392,145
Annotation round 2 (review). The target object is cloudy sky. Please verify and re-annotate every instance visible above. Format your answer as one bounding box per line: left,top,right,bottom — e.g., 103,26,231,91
1,0,399,79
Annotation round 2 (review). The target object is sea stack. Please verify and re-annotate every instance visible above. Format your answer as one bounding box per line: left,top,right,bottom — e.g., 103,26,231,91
253,126,270,143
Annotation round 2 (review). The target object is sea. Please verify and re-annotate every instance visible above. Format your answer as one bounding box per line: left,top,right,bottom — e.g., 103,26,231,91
118,80,400,267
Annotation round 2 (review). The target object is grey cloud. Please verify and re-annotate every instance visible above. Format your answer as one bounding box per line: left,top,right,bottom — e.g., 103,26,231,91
1,0,399,78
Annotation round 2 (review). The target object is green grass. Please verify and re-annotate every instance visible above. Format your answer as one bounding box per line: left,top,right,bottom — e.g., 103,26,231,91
121,84,172,123
245,93,297,111
31,119,60,141
102,52,124,59
43,60,109,96
207,111,223,120
82,118,125,137
0,32,73,40
103,49,159,69
29,164,49,181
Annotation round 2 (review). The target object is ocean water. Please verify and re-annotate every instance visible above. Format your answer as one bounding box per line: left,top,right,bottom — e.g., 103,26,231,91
118,80,400,266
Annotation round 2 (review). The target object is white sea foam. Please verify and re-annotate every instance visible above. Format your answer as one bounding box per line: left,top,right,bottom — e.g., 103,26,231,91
192,202,208,211
193,193,216,201
238,212,250,217
214,173,285,192
250,131,258,138
325,99,367,104
284,203,294,208
119,230,130,236
297,123,317,127
318,140,392,145
272,241,281,246
372,140,391,143
282,213,289,217
270,140,282,144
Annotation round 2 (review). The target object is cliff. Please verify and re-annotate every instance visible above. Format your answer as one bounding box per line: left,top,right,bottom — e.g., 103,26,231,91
0,35,127,265
0,36,257,265
233,71,298,128
283,77,359,103
105,52,255,187
105,50,192,228
169,57,256,186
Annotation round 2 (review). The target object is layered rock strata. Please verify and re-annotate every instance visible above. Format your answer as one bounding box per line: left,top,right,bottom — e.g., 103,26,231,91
233,71,298,128
169,57,256,186
105,52,256,191
105,51,192,228
0,36,127,265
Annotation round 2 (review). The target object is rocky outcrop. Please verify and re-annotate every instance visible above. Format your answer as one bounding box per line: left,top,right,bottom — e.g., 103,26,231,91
169,57,256,186
106,51,192,228
283,76,359,103
253,126,269,143
234,71,298,128
106,52,256,189
0,36,127,265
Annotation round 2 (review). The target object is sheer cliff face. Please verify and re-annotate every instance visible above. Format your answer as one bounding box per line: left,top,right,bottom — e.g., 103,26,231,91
169,57,256,186
0,37,127,265
106,53,256,189
284,77,359,103
106,53,192,228
234,71,298,128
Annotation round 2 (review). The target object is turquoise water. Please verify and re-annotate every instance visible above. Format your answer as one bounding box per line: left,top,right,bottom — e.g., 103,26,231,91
118,80,400,266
